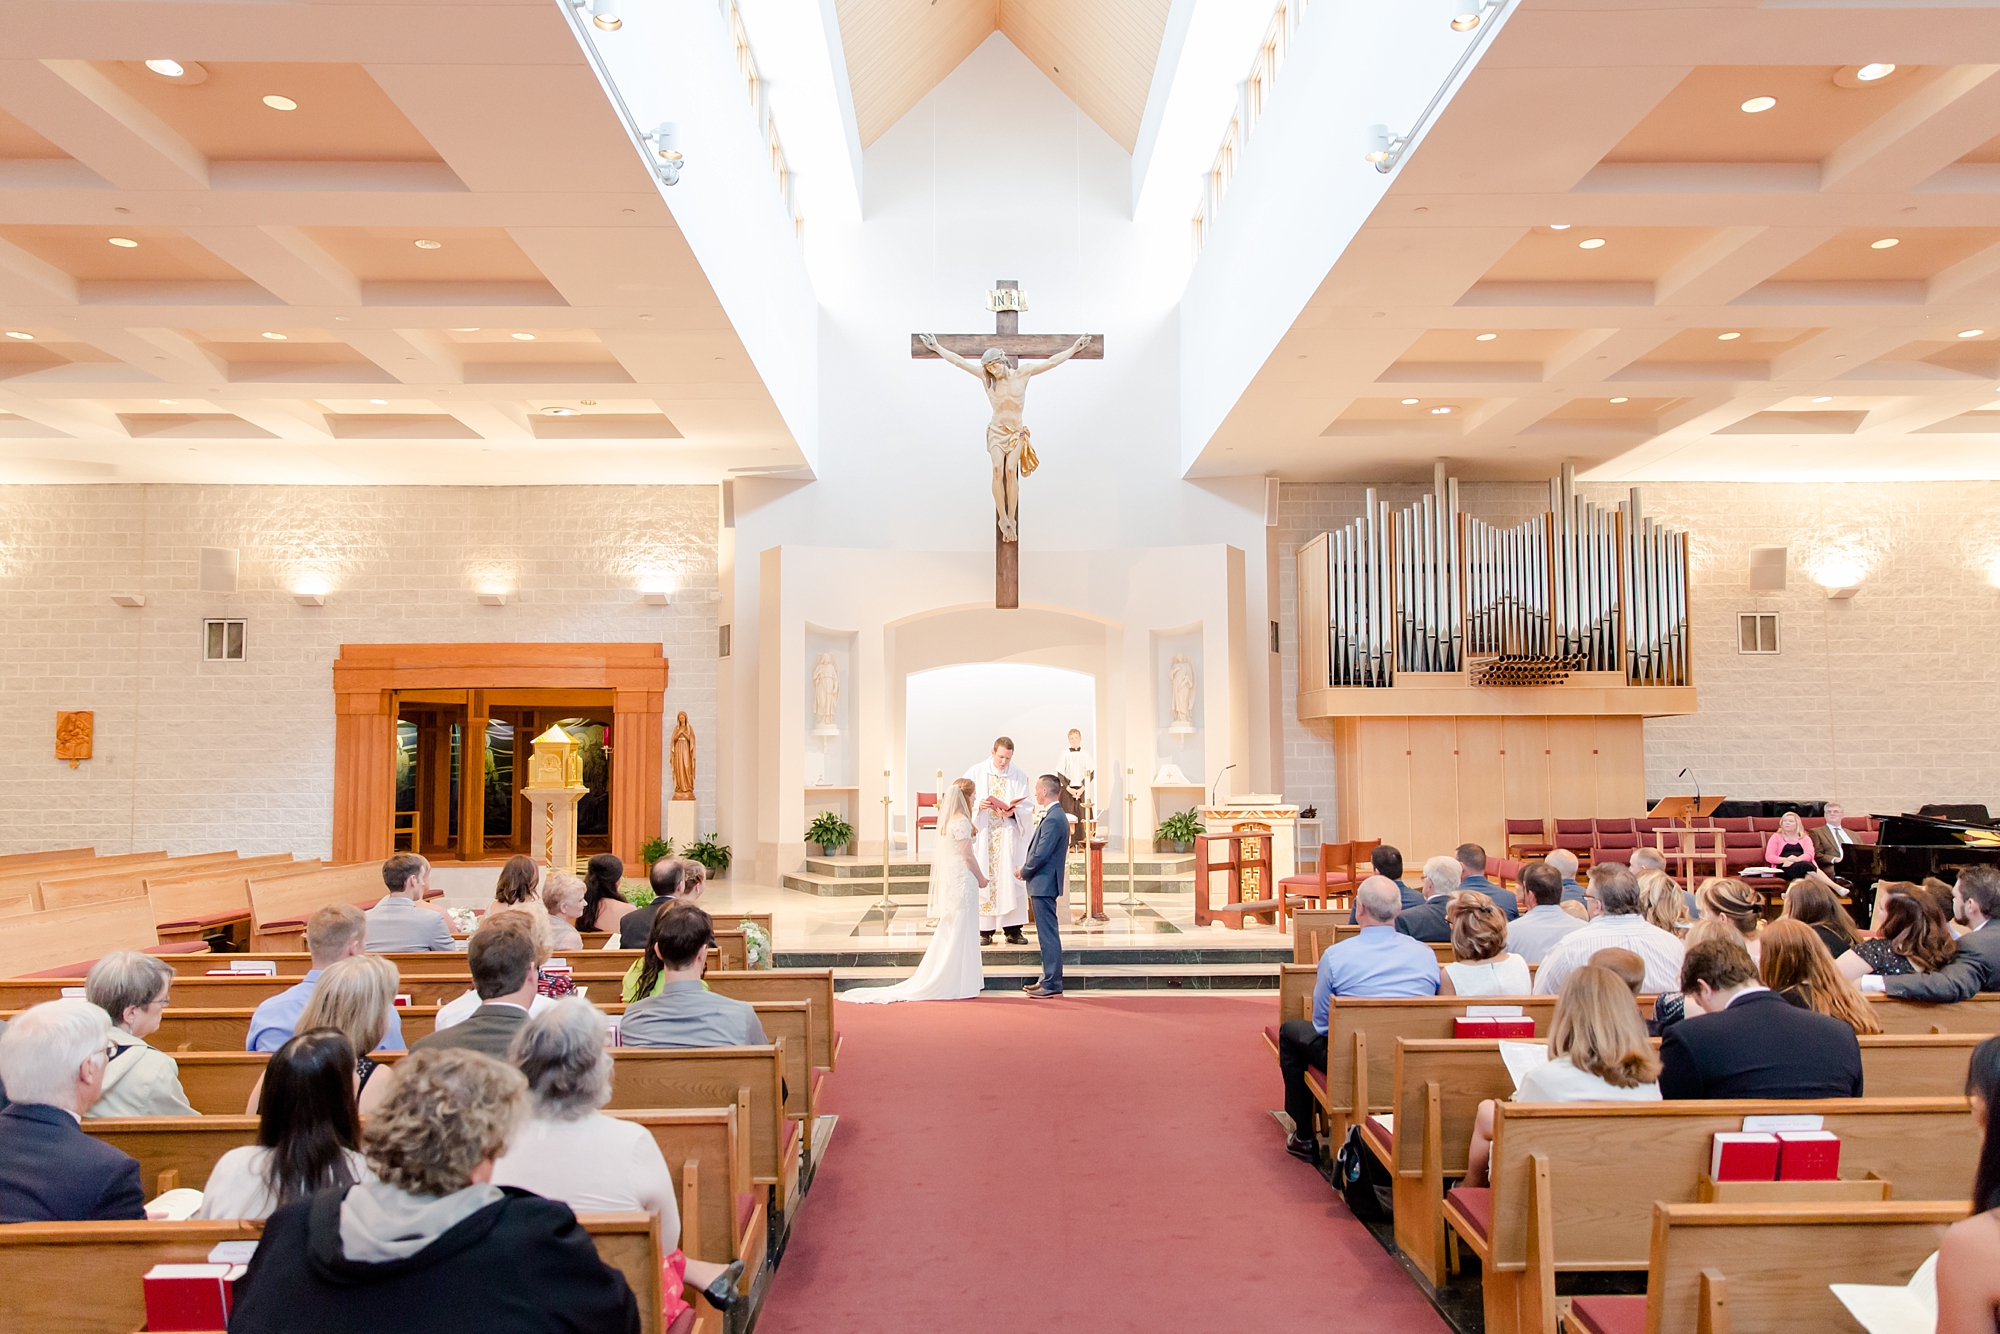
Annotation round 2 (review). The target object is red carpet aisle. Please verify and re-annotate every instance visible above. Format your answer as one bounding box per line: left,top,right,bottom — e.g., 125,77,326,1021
756,994,1445,1334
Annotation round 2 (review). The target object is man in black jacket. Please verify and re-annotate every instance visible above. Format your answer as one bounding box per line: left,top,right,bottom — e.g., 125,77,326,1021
410,914,538,1062
1660,935,1863,1100
616,858,686,950
1866,867,2000,1004
0,999,145,1222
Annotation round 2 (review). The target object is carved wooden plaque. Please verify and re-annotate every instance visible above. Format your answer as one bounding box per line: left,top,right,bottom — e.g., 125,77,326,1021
56,710,93,768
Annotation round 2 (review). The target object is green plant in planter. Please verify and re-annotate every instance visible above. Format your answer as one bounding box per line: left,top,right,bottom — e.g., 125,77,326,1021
625,880,656,908
685,833,732,875
806,811,854,854
638,836,673,871
1157,809,1204,849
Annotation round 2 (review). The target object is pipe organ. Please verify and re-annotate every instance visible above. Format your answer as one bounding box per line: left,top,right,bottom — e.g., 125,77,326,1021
1294,466,1698,861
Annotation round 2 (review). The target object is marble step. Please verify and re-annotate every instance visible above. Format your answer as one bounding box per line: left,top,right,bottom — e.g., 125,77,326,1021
832,962,1281,993
780,873,1195,896
778,944,1292,969
799,852,1198,878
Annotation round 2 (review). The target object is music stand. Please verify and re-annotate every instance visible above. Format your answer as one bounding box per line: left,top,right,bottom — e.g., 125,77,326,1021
1648,794,1725,826
1649,795,1727,892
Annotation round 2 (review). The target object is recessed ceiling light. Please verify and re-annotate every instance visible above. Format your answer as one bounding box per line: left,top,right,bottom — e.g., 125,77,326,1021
1717,331,1741,341
1431,406,1453,414
262,95,297,111
1578,237,1606,250
368,398,388,405
1475,333,1498,341
4,331,32,340
1856,63,1896,82
544,407,577,416
1401,398,1420,405
414,239,442,250
1740,96,1777,113
1870,237,1900,249
511,332,536,340
108,237,139,248
1609,397,1629,404
1548,224,1571,231
1960,329,1986,339
261,331,288,340
144,59,185,78
1813,396,1833,403
450,327,481,333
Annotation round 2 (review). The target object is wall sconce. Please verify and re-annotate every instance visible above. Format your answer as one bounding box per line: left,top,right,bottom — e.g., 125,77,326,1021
478,592,507,607
293,593,326,607
1824,585,1860,601
640,591,671,606
111,593,145,608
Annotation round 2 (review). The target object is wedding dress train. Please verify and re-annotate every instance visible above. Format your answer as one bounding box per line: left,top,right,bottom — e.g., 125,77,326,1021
841,815,984,1003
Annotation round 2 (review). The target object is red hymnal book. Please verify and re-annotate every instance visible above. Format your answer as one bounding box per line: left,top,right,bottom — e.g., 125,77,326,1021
1710,1132,1781,1181
143,1263,245,1330
1776,1130,1841,1180
1454,1017,1497,1038
1490,1017,1536,1038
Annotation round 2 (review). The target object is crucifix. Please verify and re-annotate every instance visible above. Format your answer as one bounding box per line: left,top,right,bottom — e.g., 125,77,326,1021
913,279,1101,609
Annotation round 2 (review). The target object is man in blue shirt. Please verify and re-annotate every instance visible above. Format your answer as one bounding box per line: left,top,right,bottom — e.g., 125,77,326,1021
1454,843,1518,919
1279,877,1439,1164
247,904,405,1054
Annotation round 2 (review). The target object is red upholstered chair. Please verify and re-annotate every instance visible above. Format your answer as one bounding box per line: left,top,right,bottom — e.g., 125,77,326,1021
1281,840,1352,914
1505,818,1553,859
1723,831,1765,873
1593,831,1639,862
1593,818,1636,836
1489,857,1525,888
1752,816,1781,834
1553,819,1595,869
1635,818,1670,835
913,791,938,856
1713,816,1752,833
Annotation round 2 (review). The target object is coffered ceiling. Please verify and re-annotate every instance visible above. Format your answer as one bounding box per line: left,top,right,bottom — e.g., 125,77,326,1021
0,1,802,485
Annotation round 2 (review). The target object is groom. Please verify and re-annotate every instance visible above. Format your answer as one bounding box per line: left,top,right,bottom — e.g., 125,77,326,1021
1015,773,1068,998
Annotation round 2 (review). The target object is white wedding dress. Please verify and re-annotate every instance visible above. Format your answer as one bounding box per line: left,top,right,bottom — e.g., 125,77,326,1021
842,815,984,1003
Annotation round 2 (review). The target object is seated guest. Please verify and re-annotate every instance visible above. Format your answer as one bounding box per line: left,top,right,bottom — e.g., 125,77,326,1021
1454,844,1516,919
1759,919,1881,1034
251,904,405,1054
1642,920,1742,1036
1862,867,2000,1003
494,1000,744,1320
621,907,768,1049
1545,848,1586,904
1628,846,1667,876
1346,845,1421,922
1466,965,1662,1185
438,909,567,1029
227,1048,641,1334
1659,934,1863,1099
1838,886,1957,982
1924,876,1964,933
411,914,542,1061
618,857,695,949
1394,856,1464,942
247,955,401,1117
579,854,634,939
493,854,542,907
1808,802,1856,871
1765,810,1817,881
1278,876,1439,1163
1438,893,1530,996
1589,946,1645,996
1783,874,1862,962
364,852,459,953
1508,863,1587,964
1697,877,1765,962
1936,1035,2000,1332
0,999,144,1221
1636,868,1690,937
82,950,196,1118
543,872,587,952
1534,863,1685,995
1560,901,1589,921
198,1029,372,1219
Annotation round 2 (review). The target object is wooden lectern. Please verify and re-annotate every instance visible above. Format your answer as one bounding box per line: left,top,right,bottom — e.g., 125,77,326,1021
1649,794,1728,891
1648,794,1725,826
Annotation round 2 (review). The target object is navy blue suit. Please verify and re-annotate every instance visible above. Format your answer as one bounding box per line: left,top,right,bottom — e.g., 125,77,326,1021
0,1102,145,1222
1018,804,1069,993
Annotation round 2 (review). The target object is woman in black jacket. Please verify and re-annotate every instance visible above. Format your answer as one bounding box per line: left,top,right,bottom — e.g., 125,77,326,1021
228,1047,639,1334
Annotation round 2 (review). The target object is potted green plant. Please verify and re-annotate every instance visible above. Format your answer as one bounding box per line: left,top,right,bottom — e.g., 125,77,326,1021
638,836,673,874
685,833,733,877
806,811,853,857
1157,809,1204,854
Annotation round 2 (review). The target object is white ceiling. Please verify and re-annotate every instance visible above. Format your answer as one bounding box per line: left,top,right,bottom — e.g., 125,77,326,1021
1191,0,2000,483
0,0,804,485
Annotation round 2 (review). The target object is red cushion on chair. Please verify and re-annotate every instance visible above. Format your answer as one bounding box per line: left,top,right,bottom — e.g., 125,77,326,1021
736,1191,757,1234
1304,1066,1327,1104
1444,1186,1492,1243
1566,1295,1646,1334
1278,874,1323,888
1361,1114,1394,1162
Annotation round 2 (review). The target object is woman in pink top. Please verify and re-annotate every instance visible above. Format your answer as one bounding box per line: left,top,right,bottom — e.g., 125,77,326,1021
1765,811,1816,882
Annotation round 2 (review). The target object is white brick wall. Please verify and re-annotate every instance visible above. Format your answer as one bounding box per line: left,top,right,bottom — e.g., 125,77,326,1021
0,485,719,858
1278,480,2000,830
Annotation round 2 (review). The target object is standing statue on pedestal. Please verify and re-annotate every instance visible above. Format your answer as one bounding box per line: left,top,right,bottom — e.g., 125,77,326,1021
811,653,840,737
918,331,1091,541
670,711,696,801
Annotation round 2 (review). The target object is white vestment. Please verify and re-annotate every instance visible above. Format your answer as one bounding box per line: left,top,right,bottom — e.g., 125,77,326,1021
1059,747,1093,800
966,758,1030,929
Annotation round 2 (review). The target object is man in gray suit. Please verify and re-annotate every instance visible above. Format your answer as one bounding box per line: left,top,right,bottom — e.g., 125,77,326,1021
408,915,538,1061
1015,774,1068,998
364,853,459,953
1864,866,2000,1003
620,907,767,1049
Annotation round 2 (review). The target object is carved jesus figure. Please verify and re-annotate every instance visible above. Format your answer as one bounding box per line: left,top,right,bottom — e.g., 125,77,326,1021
919,332,1091,541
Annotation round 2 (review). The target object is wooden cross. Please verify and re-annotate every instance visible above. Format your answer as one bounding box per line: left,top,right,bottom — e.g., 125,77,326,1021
910,280,1102,609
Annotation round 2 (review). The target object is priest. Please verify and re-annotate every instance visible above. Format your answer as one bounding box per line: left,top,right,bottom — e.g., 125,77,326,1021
965,737,1031,944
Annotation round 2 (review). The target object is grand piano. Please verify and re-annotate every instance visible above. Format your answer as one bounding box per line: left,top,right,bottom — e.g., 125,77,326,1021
1837,812,2000,916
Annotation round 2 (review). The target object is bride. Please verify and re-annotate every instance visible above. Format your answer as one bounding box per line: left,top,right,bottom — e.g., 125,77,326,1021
842,779,986,1004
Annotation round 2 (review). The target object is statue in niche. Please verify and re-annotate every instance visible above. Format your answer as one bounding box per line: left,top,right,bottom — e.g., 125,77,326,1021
811,653,840,737
1168,655,1197,734
56,710,93,769
670,711,696,801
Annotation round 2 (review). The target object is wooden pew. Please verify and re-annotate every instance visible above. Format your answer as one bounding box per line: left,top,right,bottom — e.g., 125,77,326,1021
1563,1200,1967,1334
165,1053,271,1114
1872,992,2000,1034
0,1213,692,1334
0,852,167,920
1289,909,1345,964
1379,1032,1984,1287
0,847,93,868
37,852,262,913
150,859,322,943
248,863,390,949
707,969,838,1070
82,1116,260,1195
0,897,164,979
1446,1098,1978,1334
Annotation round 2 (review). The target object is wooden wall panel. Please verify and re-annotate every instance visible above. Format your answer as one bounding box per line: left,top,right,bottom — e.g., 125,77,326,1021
1501,716,1550,821
1455,716,1506,859
1595,717,1648,817
1407,718,1460,859
1545,716,1598,820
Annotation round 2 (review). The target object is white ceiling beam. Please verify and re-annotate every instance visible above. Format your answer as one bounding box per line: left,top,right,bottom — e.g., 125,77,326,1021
1653,227,1842,307
0,235,78,305
439,400,535,441
0,59,209,191
1854,390,2000,437
342,329,466,384
1928,240,2000,304
1821,65,2000,195
123,328,229,380
0,389,129,440
227,400,334,442
182,227,361,306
